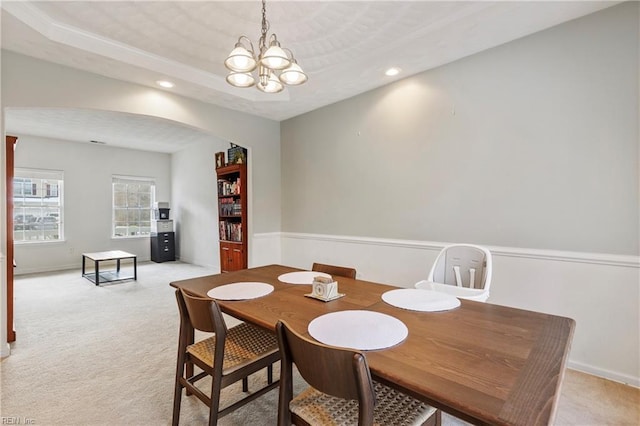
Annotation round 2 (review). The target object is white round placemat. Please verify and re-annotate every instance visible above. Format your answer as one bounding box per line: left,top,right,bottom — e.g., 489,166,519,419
415,281,489,302
207,282,274,300
308,310,408,350
278,271,331,285
382,288,461,312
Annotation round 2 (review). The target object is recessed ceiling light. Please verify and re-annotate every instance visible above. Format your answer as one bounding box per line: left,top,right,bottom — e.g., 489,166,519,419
385,67,401,77
156,80,175,88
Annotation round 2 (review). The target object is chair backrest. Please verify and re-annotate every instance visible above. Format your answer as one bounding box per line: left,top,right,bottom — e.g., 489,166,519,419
276,320,375,425
311,262,357,279
427,244,492,291
176,288,227,338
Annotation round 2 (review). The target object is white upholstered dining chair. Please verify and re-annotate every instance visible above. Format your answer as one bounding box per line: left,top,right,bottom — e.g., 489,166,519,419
415,244,493,302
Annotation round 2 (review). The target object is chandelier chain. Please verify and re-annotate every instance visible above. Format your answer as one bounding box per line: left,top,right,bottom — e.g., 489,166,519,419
260,0,268,50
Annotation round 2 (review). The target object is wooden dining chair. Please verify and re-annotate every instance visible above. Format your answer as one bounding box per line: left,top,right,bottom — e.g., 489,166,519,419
172,289,280,426
311,262,357,279
276,320,440,426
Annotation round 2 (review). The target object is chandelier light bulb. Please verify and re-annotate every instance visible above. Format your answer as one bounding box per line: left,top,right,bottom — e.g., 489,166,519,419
260,40,291,70
279,62,308,86
224,44,257,73
224,0,306,93
226,72,256,88
257,67,284,93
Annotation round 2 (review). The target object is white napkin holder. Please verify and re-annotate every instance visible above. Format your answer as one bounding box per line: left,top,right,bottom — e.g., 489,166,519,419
312,276,339,301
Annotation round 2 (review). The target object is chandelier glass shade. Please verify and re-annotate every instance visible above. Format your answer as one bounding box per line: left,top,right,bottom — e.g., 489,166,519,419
225,0,307,93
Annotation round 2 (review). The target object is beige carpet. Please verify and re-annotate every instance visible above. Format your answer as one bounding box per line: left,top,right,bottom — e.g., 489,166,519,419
1,261,638,425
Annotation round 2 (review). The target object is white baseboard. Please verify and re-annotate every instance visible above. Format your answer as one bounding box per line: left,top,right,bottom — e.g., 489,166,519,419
569,360,640,388
15,262,80,275
15,257,152,276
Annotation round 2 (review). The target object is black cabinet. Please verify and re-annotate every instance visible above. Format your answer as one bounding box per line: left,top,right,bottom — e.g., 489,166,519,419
151,232,175,262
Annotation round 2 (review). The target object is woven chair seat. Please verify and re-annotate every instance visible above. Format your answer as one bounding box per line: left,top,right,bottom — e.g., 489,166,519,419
290,381,437,426
187,322,278,374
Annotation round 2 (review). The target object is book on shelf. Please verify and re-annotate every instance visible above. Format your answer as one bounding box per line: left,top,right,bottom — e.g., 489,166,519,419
217,177,242,196
218,197,242,216
218,220,242,242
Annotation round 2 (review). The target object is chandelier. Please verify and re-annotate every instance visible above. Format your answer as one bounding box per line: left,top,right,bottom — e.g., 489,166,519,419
224,0,308,93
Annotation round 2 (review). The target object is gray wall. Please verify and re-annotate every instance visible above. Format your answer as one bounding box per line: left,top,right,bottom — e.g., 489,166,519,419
281,2,639,255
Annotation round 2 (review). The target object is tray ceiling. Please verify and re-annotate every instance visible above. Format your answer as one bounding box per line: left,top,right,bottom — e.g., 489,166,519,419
1,1,618,152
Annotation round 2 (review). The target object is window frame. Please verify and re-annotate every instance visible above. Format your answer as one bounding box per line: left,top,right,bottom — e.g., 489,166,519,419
112,175,156,239
13,168,64,244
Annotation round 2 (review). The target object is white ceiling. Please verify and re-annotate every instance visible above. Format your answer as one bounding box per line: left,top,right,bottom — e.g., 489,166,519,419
1,1,619,153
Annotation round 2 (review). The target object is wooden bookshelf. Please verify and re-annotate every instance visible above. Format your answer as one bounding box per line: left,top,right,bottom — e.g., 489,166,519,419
216,163,247,272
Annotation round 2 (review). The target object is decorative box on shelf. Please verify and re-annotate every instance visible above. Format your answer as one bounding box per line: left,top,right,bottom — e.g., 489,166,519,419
227,143,247,165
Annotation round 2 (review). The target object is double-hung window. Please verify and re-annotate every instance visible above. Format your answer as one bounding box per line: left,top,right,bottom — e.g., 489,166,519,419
13,168,64,242
112,176,155,238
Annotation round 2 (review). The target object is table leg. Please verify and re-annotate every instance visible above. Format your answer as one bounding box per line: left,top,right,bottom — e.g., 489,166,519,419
116,259,121,273
82,255,86,276
95,260,100,286
133,257,137,280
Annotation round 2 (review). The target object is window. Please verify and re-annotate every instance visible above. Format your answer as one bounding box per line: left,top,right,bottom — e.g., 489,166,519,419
13,168,64,242
112,176,155,238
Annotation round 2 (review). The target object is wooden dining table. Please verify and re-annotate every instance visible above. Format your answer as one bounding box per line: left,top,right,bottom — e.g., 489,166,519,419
170,264,575,426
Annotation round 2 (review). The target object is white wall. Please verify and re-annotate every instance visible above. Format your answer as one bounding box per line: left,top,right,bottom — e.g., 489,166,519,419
171,139,227,269
12,135,171,273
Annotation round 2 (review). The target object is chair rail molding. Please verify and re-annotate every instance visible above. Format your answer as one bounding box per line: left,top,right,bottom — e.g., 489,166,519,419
279,232,639,268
